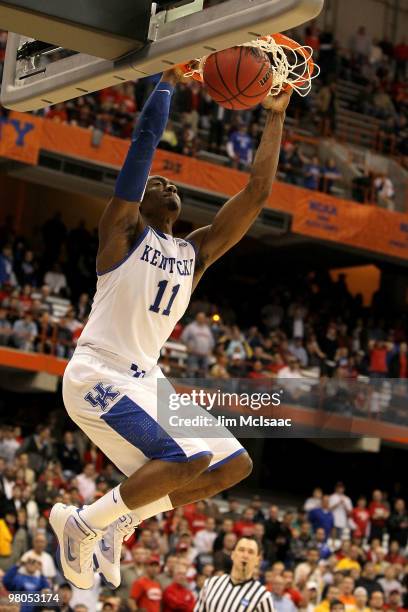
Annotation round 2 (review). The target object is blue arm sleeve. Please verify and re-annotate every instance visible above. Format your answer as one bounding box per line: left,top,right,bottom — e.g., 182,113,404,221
114,78,175,202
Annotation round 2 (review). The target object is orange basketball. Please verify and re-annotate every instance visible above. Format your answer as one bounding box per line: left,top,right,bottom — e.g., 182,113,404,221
203,46,273,110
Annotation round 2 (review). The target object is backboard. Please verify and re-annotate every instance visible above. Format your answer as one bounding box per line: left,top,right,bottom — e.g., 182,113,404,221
1,0,324,112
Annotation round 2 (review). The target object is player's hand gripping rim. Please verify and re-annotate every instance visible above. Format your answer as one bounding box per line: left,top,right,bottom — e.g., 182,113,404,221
262,88,293,113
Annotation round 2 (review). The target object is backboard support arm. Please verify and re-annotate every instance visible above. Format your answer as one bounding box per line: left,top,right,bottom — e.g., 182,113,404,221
1,0,324,112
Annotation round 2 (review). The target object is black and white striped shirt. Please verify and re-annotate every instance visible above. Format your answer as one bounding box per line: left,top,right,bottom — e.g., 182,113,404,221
195,574,274,612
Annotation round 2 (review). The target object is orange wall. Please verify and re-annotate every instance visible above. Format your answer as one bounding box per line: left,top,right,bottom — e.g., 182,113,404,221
330,265,381,307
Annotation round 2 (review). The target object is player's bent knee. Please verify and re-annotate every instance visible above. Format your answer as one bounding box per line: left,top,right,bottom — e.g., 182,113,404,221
238,452,253,479
219,452,252,488
226,451,252,483
173,453,212,482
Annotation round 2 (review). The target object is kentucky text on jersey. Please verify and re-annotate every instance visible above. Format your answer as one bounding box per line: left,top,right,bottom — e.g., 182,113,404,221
140,244,194,276
78,227,196,373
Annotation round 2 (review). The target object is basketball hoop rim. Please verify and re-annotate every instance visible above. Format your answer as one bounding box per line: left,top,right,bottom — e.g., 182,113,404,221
180,32,320,97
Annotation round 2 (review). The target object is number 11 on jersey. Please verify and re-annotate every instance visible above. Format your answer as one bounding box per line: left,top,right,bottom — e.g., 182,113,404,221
149,280,180,316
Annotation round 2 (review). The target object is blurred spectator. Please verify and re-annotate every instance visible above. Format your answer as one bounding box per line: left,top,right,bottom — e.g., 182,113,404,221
350,587,370,612
387,498,408,547
271,573,297,612
289,337,308,367
369,590,385,612
17,425,54,475
3,557,49,611
76,463,97,504
309,495,335,538
159,120,179,152
210,354,230,379
374,175,395,210
21,532,56,583
329,482,353,536
386,589,406,612
128,556,162,612
356,563,384,596
304,488,323,512
57,431,82,479
10,312,37,351
304,156,321,190
378,566,403,601
181,312,215,377
350,27,372,62
44,263,68,296
162,563,195,612
315,587,341,612
55,582,74,612
317,83,337,136
17,251,37,287
226,125,254,170
0,307,12,345
194,517,217,555
351,496,370,538
55,317,75,359
394,38,408,80
0,246,16,287
213,532,237,572
115,546,148,601
368,490,390,540
322,159,341,194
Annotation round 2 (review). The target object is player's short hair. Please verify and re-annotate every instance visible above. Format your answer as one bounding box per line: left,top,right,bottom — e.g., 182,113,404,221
233,535,262,556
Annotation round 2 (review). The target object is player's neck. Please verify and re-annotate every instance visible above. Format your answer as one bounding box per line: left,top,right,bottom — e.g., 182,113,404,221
143,215,173,236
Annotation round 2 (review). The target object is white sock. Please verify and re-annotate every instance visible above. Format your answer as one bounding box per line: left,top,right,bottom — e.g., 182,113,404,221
130,495,173,524
80,485,131,530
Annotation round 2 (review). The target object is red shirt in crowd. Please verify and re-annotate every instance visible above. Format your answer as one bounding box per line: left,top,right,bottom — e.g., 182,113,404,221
351,507,370,536
162,582,195,612
368,501,389,527
130,576,162,612
386,552,407,565
234,519,255,537
369,347,388,373
187,512,207,534
394,42,408,61
399,352,407,377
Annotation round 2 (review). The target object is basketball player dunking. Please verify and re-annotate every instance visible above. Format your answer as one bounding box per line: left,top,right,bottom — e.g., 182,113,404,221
50,67,291,590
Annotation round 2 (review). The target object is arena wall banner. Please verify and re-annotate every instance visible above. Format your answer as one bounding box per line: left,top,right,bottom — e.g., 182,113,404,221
1,115,407,259
0,111,42,165
293,192,408,260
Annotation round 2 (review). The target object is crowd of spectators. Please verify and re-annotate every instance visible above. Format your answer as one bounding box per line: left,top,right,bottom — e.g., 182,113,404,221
1,213,408,385
0,424,407,611
1,210,408,425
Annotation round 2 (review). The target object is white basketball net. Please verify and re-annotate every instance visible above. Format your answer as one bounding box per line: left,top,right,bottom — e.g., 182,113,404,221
184,35,320,98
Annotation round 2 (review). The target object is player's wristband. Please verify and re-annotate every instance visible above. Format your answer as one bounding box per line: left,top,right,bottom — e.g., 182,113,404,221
114,79,175,202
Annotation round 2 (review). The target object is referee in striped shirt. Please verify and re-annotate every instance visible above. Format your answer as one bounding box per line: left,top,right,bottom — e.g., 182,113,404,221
195,536,274,612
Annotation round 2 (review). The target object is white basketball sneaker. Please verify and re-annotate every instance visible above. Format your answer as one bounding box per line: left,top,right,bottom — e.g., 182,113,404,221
49,503,106,590
93,513,138,588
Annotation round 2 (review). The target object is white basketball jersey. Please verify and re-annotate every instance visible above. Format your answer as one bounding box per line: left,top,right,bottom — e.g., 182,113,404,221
78,226,196,374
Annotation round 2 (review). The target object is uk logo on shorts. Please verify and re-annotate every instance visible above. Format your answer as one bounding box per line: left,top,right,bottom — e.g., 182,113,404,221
84,383,120,410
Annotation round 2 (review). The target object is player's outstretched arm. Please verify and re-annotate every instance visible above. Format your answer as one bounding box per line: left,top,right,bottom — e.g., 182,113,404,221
186,91,291,287
97,68,184,274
